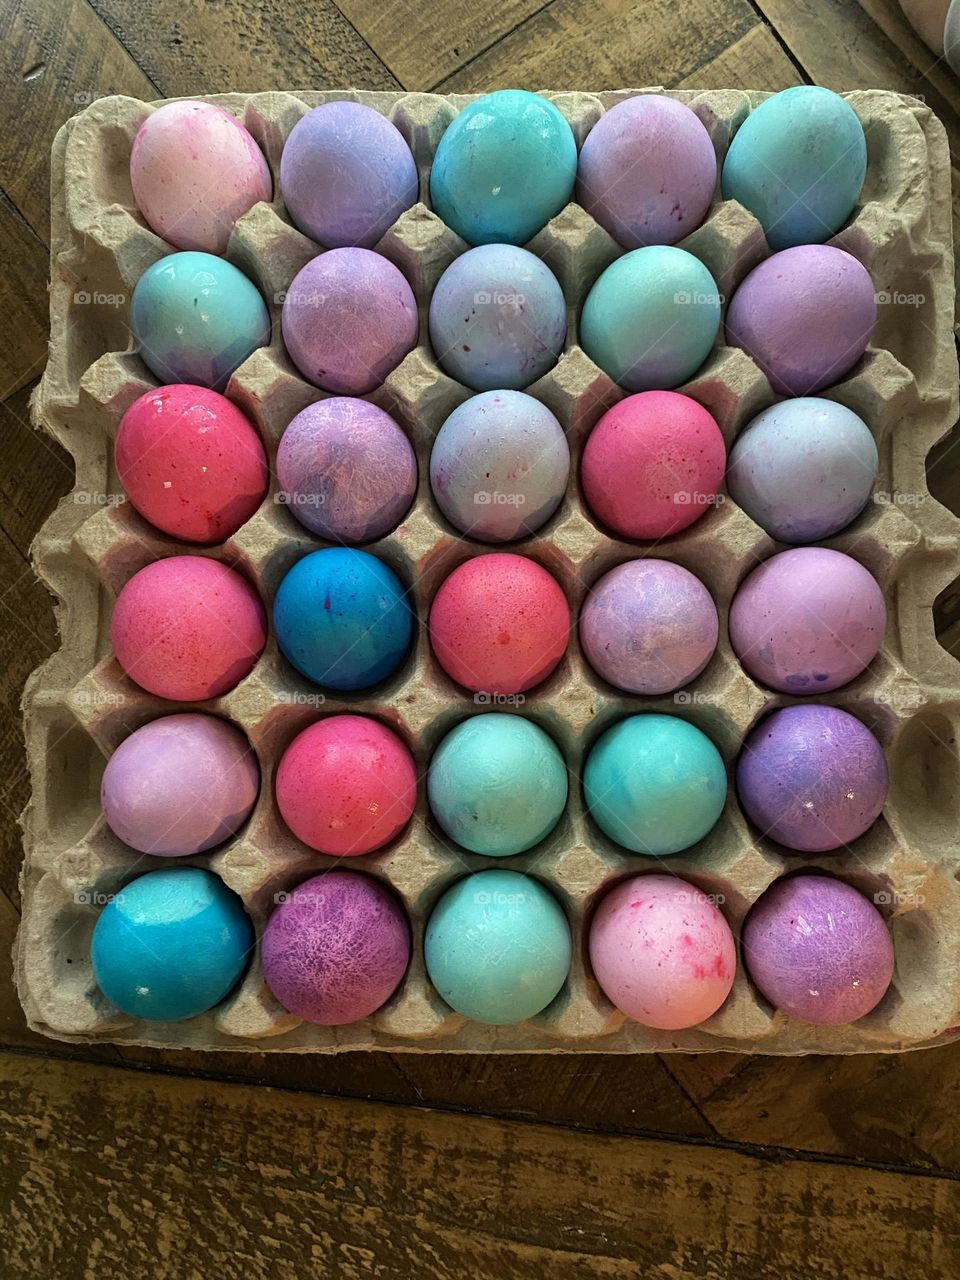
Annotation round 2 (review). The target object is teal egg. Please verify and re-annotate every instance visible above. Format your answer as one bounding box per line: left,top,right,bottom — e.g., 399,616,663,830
584,714,727,854
580,247,721,390
424,870,571,1024
721,86,867,251
428,713,568,856
430,89,577,246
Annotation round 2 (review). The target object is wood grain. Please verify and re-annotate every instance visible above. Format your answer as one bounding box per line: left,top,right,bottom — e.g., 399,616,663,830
0,198,50,399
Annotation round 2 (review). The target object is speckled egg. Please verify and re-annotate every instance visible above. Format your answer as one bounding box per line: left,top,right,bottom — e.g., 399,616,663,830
273,548,412,691
428,244,566,391
581,559,719,695
101,713,259,856
281,248,418,394
131,251,270,391
130,100,272,254
727,397,878,543
725,246,876,396
91,867,253,1021
429,553,570,695
743,874,894,1025
277,397,417,542
577,95,717,248
262,872,410,1025
584,714,727,855
111,557,267,701
115,385,268,543
280,101,418,248
729,547,885,693
429,390,570,541
589,874,736,1030
580,246,721,390
275,715,417,856
424,870,571,1024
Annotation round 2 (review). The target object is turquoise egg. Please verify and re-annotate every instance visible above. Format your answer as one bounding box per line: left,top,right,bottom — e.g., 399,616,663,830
584,714,727,854
91,867,253,1021
430,89,577,246
424,870,571,1024
721,86,867,251
131,250,270,391
580,247,721,390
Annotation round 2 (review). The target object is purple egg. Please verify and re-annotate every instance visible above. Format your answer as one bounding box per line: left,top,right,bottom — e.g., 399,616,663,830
743,874,895,1024
729,547,885,693
280,102,418,249
278,397,417,542
581,559,719,694
101,713,259,856
262,872,410,1025
725,246,876,395
282,249,418,394
737,705,888,852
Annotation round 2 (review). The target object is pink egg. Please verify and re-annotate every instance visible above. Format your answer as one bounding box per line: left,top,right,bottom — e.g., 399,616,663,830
589,874,736,1030
275,715,417,856
111,557,267,701
115,385,268,543
130,101,272,254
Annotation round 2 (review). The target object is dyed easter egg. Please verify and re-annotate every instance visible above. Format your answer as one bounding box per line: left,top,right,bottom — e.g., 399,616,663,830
275,715,417,856
727,397,878,543
427,714,568,856
722,87,866,251
743,874,894,1024
91,867,252,1021
581,559,719,694
589,874,736,1030
581,391,726,539
282,249,418,394
280,101,418,248
115,385,268,543
429,390,569,541
580,246,721,390
729,547,885,693
131,251,270,391
277,397,416,542
262,872,410,1024
429,553,570,695
430,90,577,246
428,244,566,390
737,704,887,852
584,714,727,855
101,713,259,856
725,246,876,396
273,548,412,691
130,100,272,254
424,870,571,1024
577,95,717,248
111,557,267,701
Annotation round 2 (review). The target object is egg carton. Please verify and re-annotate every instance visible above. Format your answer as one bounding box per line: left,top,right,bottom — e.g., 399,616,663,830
16,87,960,1055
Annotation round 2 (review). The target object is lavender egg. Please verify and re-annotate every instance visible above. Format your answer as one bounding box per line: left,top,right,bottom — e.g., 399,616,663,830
737,705,888,852
278,398,417,542
581,559,719,695
430,390,570,541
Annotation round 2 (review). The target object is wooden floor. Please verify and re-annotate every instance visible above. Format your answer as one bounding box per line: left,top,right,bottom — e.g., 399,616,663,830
3,0,960,1275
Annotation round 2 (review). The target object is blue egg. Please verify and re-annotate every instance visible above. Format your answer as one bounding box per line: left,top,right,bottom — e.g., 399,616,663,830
91,867,252,1021
721,87,867,251
424,870,571,1024
273,547,412,690
584,714,727,854
430,90,577,246
428,713,568,856
131,251,270,391
580,247,720,390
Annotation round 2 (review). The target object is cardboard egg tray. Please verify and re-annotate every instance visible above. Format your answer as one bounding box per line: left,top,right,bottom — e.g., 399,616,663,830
16,87,960,1054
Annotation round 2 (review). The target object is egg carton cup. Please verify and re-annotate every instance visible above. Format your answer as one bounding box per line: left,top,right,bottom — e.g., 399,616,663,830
16,88,960,1054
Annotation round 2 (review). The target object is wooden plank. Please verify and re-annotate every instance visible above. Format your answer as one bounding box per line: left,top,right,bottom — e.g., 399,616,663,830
0,383,73,557
0,197,52,400
676,23,802,91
